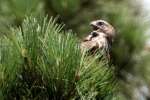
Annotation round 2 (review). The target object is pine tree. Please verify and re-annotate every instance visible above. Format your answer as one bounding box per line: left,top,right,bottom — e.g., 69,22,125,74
0,0,150,99
0,16,116,100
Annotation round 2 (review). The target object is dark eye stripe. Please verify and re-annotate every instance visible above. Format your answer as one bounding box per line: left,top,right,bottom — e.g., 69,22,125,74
97,22,104,26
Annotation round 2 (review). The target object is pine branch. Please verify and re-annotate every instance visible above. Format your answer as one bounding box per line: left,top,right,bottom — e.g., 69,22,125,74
0,16,115,100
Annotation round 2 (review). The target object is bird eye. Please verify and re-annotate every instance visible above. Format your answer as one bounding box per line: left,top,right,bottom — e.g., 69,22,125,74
97,22,104,26
91,32,98,37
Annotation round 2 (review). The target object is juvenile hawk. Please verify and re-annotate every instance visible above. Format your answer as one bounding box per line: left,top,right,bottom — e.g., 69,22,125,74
81,20,116,59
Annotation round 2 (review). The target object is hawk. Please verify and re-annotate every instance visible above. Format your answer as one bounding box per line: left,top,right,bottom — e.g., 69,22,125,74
90,20,116,43
81,20,116,59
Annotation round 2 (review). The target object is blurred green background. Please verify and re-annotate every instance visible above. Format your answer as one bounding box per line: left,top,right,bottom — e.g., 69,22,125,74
0,0,150,100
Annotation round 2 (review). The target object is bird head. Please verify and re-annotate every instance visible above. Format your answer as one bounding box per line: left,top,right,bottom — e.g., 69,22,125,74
83,31,107,42
90,20,116,42
81,31,107,53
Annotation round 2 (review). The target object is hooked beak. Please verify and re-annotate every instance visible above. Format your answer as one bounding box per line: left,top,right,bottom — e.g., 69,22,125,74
90,21,100,30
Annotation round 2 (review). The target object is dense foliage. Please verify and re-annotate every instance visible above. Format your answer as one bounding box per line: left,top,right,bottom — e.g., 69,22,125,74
0,17,116,99
0,0,150,100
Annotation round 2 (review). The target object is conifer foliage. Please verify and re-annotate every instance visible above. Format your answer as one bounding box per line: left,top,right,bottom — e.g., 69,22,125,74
0,16,115,100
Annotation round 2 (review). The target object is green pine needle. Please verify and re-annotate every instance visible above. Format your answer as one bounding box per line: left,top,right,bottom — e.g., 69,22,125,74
0,16,116,100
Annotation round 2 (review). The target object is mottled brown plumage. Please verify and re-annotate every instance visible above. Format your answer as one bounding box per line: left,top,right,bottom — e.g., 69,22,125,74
90,20,116,43
81,20,116,59
81,31,109,55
